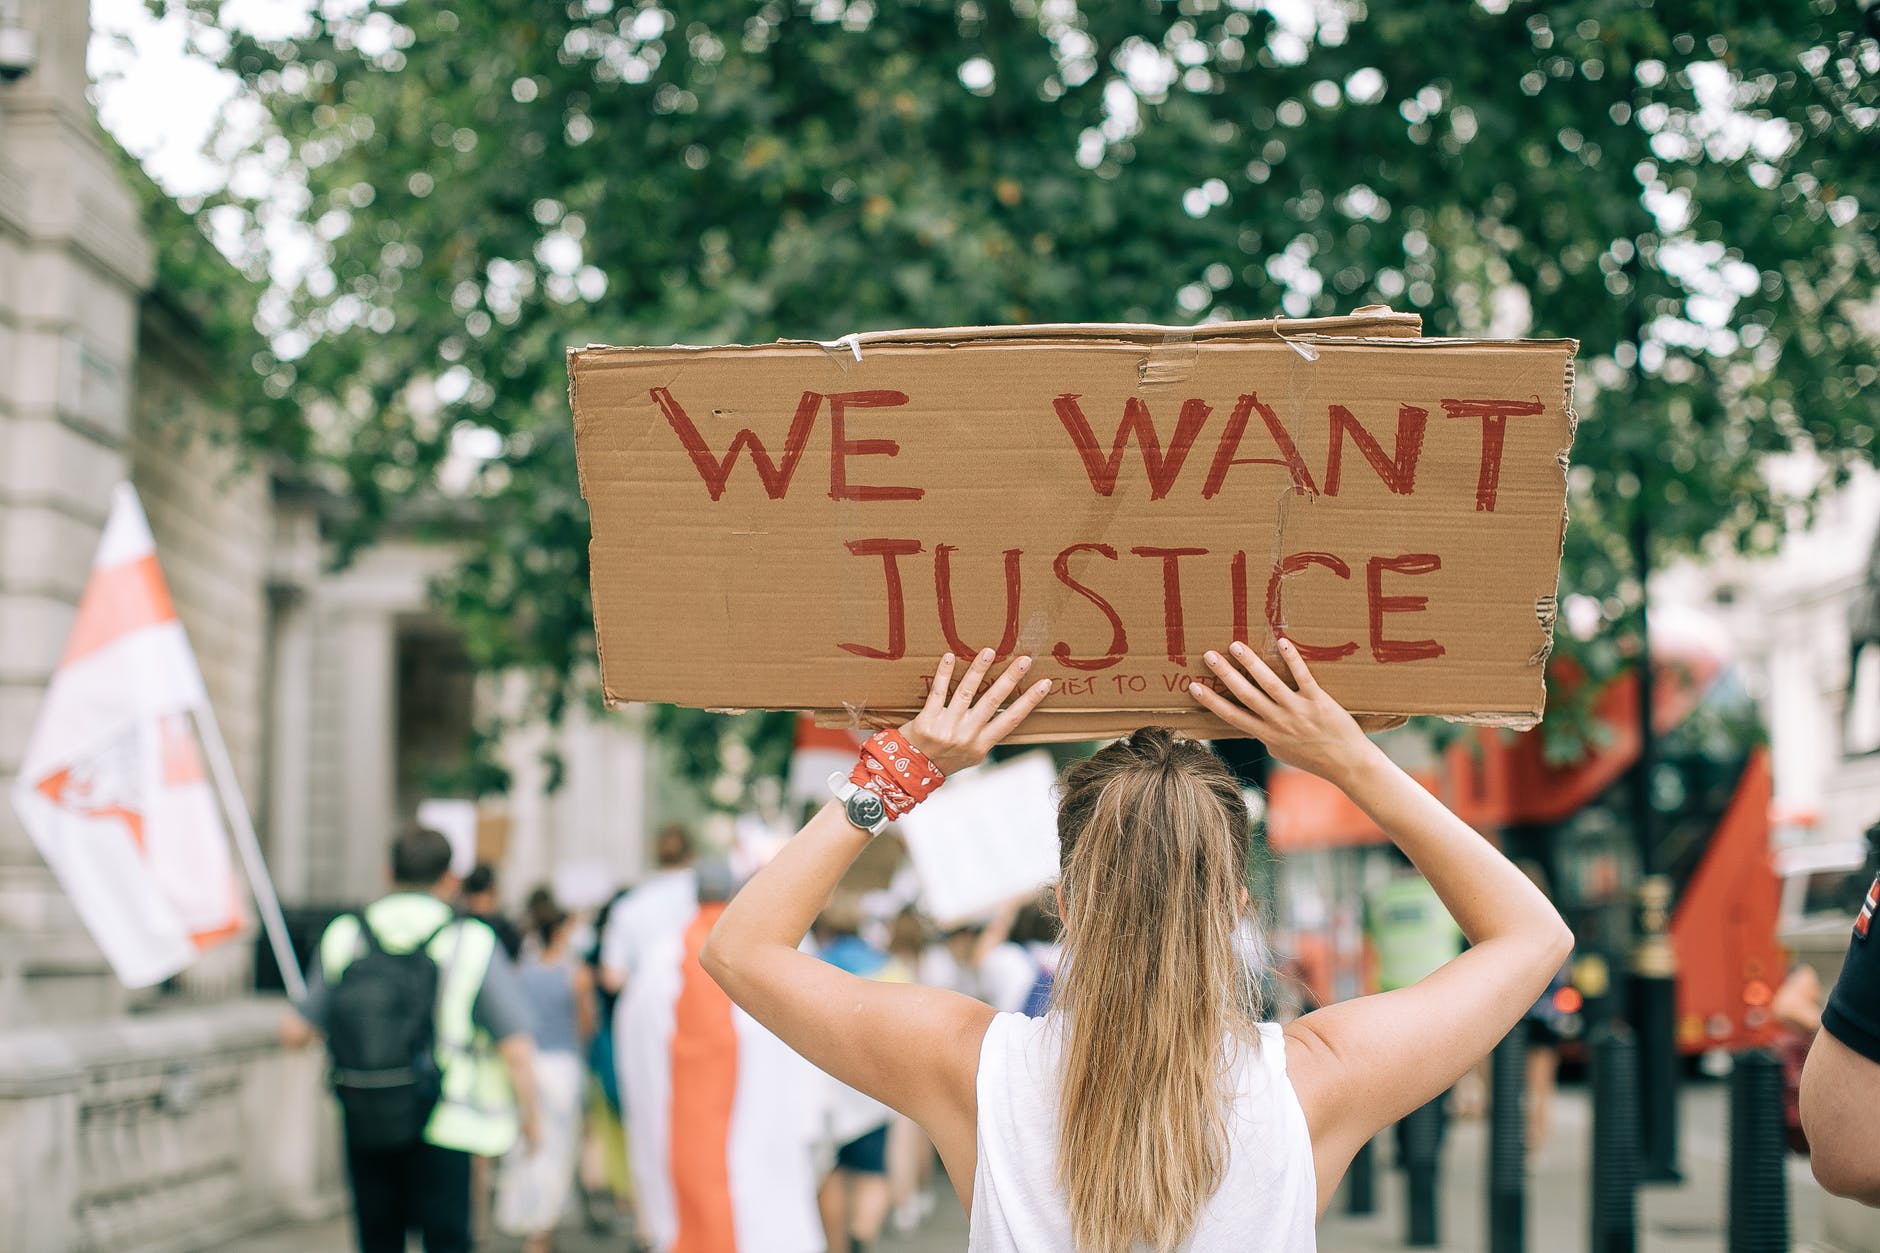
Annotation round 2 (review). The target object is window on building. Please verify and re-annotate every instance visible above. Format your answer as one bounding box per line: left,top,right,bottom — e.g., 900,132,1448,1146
394,620,477,814
1848,642,1880,757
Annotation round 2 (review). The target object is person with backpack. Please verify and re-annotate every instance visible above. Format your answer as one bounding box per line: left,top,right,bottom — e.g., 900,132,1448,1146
282,825,542,1253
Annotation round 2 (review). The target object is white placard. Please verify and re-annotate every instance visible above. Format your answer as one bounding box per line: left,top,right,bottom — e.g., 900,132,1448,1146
896,752,1061,926
550,858,618,912
417,798,479,878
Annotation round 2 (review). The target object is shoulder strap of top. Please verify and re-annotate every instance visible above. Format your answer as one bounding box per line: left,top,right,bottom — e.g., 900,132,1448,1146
1254,1021,1291,1077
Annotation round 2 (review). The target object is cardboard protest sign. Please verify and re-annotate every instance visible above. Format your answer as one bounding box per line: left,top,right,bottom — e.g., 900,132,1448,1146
570,312,1576,741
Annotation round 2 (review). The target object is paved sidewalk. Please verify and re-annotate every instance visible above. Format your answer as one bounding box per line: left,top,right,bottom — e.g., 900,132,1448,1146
1317,1081,1826,1253
213,1083,1829,1253
210,1194,968,1253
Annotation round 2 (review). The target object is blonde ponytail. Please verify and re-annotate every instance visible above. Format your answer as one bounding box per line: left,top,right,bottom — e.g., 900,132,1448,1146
1052,727,1256,1253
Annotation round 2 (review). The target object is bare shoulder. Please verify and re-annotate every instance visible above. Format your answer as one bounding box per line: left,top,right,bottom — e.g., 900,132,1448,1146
1280,1014,1346,1125
936,994,1001,1107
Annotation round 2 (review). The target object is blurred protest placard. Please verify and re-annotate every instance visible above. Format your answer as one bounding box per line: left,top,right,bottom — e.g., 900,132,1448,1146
896,751,1061,926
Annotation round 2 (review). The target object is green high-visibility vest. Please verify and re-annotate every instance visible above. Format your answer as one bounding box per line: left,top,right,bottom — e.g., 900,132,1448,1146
320,894,519,1157
1364,876,1463,993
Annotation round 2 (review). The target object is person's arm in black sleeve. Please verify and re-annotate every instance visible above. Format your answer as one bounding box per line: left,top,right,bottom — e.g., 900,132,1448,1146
1801,874,1880,1206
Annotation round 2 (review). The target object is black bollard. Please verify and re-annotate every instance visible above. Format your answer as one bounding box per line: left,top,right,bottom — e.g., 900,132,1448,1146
1589,1022,1639,1253
1489,1028,1529,1253
1728,1050,1789,1253
1346,1137,1377,1216
1402,1097,1444,1247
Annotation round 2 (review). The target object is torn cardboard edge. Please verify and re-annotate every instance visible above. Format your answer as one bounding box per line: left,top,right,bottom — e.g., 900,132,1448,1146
569,308,1423,364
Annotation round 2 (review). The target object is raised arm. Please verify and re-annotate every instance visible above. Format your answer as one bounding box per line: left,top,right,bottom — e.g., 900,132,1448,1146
702,650,1051,1201
1188,640,1573,1207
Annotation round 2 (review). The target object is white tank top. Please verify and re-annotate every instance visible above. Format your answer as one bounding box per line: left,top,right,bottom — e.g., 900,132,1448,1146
969,1013,1318,1252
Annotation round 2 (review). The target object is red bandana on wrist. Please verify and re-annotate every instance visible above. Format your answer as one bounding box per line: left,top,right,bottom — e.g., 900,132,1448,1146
848,731,945,820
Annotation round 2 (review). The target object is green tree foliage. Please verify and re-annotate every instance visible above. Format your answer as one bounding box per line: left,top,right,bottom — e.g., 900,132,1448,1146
160,0,1877,791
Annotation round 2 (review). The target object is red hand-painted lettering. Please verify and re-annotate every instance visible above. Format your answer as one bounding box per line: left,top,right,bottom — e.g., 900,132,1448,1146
1052,395,1212,499
828,390,922,503
1366,553,1445,662
1264,552,1359,661
839,538,924,660
935,544,1023,660
1323,403,1429,497
1050,543,1127,671
651,387,820,501
1202,393,1321,498
1130,546,1209,665
1440,398,1545,512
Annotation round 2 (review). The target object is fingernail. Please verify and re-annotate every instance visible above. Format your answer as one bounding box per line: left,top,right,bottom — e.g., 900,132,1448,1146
1016,656,1032,669
980,648,994,661
1204,651,1220,665
1279,638,1293,652
1035,680,1050,693
1231,641,1248,655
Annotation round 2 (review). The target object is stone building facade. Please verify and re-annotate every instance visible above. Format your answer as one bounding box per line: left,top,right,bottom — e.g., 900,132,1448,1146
0,5,655,1248
1666,465,1880,850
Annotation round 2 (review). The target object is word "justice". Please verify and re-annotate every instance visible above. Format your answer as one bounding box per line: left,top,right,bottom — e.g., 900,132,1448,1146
835,540,1444,671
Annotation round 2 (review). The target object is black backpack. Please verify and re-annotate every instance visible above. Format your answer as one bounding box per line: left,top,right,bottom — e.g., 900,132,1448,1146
325,914,457,1149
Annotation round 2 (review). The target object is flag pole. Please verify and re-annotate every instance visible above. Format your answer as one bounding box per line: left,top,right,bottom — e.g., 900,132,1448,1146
190,705,307,1002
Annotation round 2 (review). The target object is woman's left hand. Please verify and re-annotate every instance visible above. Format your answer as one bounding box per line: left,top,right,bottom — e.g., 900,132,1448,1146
899,649,1052,776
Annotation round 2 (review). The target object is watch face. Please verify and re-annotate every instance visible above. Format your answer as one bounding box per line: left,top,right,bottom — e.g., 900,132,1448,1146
846,789,887,830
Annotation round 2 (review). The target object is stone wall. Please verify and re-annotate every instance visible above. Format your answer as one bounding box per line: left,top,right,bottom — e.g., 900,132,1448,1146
130,312,275,1001
0,0,153,1026
0,1000,344,1253
129,316,271,814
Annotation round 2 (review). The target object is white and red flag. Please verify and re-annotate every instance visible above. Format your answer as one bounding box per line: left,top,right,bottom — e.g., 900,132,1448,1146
10,484,247,988
619,905,830,1253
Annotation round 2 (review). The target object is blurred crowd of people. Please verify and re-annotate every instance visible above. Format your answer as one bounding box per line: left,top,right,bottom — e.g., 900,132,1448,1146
574,822,1075,1253
292,818,1319,1253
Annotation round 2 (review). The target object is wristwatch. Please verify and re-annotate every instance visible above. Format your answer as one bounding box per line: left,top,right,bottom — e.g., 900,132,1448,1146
828,771,889,836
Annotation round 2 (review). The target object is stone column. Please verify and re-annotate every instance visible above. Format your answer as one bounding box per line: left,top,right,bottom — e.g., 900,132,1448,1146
265,586,315,901
335,609,398,901
264,497,324,905
0,0,153,1024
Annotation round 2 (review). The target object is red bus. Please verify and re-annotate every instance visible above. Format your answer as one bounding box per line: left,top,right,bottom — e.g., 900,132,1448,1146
1265,627,1783,1054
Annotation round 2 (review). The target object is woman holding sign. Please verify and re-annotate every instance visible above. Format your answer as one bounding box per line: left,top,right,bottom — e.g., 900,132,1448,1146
704,642,1571,1252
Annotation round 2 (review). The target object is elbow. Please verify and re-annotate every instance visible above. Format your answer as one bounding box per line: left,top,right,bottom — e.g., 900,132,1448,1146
1807,1148,1880,1207
1800,1035,1880,1206
698,916,738,993
1543,914,1575,969
1525,895,1574,971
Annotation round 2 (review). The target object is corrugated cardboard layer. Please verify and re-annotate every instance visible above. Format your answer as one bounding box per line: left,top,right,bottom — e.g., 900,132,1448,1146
811,705,1413,744
571,320,1576,741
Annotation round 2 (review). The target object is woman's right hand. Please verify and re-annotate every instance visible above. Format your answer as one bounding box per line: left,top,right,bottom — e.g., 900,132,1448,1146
1185,638,1378,782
